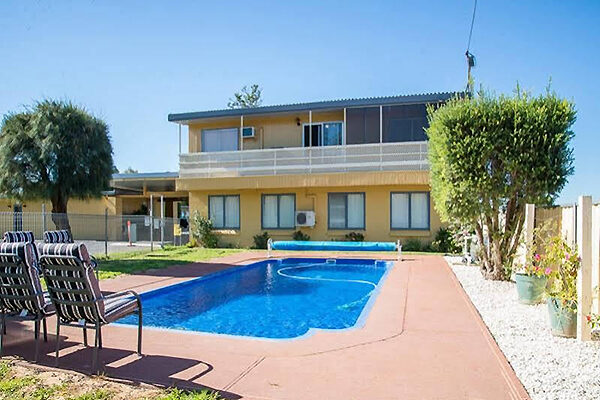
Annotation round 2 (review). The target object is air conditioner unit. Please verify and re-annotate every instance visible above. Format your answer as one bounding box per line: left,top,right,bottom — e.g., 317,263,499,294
295,211,315,227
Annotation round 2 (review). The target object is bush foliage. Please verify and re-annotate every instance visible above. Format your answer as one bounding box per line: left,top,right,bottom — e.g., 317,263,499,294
190,212,219,248
427,86,575,280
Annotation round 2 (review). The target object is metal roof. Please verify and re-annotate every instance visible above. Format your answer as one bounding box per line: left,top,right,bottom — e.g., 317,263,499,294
112,172,179,180
168,92,459,123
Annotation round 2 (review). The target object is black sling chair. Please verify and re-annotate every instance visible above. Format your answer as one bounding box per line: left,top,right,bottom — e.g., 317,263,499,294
38,243,142,372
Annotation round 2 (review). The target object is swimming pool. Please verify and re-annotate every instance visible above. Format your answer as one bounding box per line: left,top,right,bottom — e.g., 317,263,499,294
117,258,392,339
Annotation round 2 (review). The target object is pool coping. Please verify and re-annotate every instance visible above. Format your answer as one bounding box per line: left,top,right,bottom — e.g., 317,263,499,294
114,257,395,342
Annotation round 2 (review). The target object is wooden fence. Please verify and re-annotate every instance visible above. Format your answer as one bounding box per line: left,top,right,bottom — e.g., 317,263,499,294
522,196,600,341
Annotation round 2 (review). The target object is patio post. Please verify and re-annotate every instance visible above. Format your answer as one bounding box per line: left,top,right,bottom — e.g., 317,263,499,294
149,194,154,251
160,195,164,248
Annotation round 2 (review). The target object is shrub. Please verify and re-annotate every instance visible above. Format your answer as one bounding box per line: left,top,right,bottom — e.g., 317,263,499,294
292,230,310,241
428,86,576,279
252,231,270,249
186,238,198,248
430,227,462,254
190,212,219,248
402,239,422,252
344,232,364,242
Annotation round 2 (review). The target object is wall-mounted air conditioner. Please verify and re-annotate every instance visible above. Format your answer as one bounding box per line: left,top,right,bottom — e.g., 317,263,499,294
295,211,315,227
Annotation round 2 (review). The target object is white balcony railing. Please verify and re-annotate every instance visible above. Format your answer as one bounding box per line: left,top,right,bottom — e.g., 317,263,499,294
179,141,429,178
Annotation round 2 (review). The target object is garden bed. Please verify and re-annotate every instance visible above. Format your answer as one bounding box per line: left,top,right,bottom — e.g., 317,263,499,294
446,257,600,400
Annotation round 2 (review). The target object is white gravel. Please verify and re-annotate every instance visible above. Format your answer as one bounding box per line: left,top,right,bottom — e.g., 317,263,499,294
446,256,600,400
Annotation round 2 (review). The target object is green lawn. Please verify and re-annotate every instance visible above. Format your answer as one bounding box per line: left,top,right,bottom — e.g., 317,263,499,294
95,246,245,280
0,361,223,400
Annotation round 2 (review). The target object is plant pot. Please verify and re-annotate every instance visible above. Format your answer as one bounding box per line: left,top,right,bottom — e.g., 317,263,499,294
547,297,577,338
514,273,547,304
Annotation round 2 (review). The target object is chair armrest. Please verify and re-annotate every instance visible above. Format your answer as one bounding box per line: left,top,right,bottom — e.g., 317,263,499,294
103,290,141,303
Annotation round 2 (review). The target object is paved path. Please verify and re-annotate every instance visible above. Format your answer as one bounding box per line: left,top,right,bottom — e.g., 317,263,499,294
3,253,529,399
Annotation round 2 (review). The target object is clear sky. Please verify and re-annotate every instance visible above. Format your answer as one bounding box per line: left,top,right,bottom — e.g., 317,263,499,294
1,0,598,204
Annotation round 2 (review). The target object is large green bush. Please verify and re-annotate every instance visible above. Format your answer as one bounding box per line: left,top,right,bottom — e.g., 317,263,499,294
427,86,575,280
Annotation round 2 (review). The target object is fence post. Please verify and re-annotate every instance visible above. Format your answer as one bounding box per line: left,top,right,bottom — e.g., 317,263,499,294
577,195,592,341
520,204,536,266
104,208,108,257
592,203,600,315
42,203,47,234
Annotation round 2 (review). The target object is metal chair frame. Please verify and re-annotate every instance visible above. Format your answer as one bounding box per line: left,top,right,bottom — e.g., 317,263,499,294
0,254,51,362
39,254,142,372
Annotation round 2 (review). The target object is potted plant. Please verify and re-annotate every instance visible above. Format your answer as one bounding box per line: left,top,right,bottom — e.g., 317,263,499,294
514,253,552,304
586,314,600,341
544,236,580,338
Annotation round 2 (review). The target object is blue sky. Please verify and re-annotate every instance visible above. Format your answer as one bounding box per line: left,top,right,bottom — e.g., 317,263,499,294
1,0,598,204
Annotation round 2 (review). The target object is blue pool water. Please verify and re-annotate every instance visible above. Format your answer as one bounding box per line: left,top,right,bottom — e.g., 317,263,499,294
117,258,391,339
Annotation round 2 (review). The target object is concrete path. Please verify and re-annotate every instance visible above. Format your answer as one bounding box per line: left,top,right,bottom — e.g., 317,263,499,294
2,253,529,400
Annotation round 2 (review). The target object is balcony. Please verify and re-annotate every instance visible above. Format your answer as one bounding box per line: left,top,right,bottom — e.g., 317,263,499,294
179,141,429,178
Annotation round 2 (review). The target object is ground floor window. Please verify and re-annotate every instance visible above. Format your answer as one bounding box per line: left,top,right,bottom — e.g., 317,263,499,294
390,192,429,230
208,195,240,229
262,194,296,229
328,193,365,229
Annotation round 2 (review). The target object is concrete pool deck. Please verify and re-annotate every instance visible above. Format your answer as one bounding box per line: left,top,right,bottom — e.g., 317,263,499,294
2,252,529,399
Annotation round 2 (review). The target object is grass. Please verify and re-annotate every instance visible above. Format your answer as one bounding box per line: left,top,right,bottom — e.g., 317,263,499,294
0,361,224,400
94,246,244,280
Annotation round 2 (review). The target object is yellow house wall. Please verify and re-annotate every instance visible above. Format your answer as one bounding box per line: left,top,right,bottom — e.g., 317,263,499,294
188,184,441,248
187,111,344,153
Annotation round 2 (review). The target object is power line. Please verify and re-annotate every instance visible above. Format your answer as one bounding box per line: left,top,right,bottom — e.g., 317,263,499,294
466,0,478,52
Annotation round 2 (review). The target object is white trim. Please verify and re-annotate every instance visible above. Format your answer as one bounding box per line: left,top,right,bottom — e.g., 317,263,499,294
343,108,347,145
379,105,383,143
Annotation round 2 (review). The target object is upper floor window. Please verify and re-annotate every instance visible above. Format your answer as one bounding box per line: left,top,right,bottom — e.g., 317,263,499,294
303,122,343,147
262,194,295,229
328,193,365,230
390,192,430,230
209,195,240,229
202,128,239,152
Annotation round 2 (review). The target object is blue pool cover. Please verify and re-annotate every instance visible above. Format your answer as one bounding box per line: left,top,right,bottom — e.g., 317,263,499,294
271,240,397,252
117,258,391,339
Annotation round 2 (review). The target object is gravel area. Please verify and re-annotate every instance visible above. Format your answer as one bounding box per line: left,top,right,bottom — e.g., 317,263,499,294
446,256,600,400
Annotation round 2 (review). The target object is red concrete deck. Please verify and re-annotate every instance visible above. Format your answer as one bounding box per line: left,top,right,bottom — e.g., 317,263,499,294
2,252,529,399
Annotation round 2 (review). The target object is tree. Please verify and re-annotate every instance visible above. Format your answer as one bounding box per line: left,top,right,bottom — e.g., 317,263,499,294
122,167,138,174
0,100,114,232
427,87,575,280
227,84,262,109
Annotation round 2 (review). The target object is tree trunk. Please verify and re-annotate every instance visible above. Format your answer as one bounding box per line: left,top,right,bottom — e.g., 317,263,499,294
50,193,71,234
476,208,526,281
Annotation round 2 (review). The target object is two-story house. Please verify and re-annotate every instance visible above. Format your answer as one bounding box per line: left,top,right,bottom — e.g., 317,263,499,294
168,92,456,247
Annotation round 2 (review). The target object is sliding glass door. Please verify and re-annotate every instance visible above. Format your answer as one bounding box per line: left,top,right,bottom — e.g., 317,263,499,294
303,122,343,147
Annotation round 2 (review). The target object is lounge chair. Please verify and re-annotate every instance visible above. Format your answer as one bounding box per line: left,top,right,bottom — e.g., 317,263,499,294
43,230,73,244
3,231,36,244
0,242,55,362
38,243,142,371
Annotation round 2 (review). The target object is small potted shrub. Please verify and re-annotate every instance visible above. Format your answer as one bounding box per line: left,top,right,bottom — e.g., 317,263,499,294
514,253,551,305
544,236,580,338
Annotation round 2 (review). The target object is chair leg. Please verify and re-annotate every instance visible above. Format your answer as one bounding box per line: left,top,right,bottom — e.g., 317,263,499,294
137,309,142,356
0,313,4,357
83,326,87,347
92,325,100,374
55,318,61,367
34,320,40,363
43,319,48,342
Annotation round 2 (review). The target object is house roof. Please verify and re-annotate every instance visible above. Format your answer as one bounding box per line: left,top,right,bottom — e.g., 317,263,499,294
168,91,459,123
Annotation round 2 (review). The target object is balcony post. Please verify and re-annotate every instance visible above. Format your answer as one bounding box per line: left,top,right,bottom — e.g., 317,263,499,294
343,108,347,145
309,110,312,173
240,115,244,151
178,124,182,154
379,106,383,170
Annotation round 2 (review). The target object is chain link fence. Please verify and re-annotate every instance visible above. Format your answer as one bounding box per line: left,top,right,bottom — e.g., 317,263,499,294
0,212,183,254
